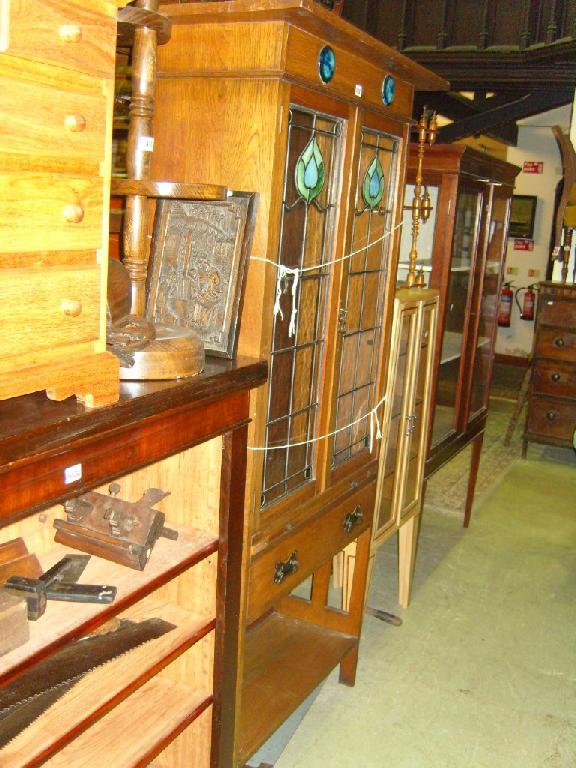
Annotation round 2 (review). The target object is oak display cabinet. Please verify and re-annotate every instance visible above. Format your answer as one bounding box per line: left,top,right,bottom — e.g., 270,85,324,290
398,144,520,525
151,2,445,764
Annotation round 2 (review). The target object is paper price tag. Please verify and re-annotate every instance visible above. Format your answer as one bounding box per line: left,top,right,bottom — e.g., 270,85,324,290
138,136,154,152
64,463,82,485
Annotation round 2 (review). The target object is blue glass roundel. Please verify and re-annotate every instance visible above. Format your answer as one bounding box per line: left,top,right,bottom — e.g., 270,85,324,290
318,45,335,84
382,74,395,106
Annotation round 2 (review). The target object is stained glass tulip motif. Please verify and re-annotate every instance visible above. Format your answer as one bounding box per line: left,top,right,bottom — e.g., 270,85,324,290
295,136,325,205
362,155,385,210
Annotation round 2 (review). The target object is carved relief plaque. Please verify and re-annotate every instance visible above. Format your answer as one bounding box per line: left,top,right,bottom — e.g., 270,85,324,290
147,194,255,358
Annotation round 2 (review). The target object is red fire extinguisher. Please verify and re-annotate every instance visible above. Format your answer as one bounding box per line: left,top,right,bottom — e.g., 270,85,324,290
498,282,514,327
515,284,537,321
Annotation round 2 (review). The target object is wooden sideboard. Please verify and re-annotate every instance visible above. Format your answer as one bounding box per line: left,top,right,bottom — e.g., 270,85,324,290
0,0,125,406
0,357,266,767
150,2,446,763
523,281,576,454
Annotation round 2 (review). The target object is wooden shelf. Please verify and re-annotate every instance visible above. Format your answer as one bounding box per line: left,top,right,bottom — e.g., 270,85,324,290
0,526,218,683
1,602,214,767
440,330,463,364
42,678,211,767
238,612,356,763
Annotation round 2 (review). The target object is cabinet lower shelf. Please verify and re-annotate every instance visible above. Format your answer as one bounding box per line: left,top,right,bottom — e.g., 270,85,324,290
1,602,214,766
1,525,218,682
42,678,212,767
238,611,356,764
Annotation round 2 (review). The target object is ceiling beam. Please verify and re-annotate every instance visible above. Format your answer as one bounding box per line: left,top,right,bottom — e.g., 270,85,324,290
413,92,519,145
436,90,574,142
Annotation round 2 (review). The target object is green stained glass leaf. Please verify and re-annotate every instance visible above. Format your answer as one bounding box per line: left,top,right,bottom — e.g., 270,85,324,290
295,136,325,205
362,155,385,210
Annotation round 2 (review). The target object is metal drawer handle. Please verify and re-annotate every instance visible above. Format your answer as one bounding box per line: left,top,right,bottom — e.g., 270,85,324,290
343,505,363,533
546,410,559,422
273,550,299,584
59,24,82,43
554,337,565,349
61,299,82,317
551,372,561,383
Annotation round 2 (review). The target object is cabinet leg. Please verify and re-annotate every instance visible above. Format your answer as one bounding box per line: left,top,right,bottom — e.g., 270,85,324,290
521,438,528,459
463,433,484,528
398,513,420,608
339,644,359,687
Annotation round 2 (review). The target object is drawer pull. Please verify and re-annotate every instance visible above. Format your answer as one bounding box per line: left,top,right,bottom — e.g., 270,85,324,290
554,337,565,349
61,299,82,317
546,410,559,422
273,551,299,584
551,372,561,383
63,204,84,224
343,505,363,533
64,115,87,133
59,24,82,42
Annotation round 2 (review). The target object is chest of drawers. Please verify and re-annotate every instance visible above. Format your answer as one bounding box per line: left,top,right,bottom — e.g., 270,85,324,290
524,281,576,453
0,0,124,407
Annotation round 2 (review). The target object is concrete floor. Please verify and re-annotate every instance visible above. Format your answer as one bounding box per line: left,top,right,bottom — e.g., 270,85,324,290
271,415,576,767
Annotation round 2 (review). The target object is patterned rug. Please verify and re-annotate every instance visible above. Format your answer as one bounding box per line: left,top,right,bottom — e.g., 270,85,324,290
425,398,575,515
424,400,524,514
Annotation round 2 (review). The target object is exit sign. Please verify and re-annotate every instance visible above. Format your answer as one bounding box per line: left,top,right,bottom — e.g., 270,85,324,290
523,161,544,174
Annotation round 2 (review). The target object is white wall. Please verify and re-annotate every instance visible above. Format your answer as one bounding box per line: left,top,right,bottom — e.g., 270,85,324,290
495,105,572,358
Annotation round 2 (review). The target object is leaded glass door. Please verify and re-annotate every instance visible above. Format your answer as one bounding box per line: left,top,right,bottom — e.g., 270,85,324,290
261,104,343,508
331,120,401,473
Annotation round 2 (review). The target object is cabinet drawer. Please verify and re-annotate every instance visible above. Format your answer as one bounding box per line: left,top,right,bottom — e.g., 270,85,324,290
1,0,116,77
0,267,100,360
532,361,576,399
0,74,106,174
536,328,576,363
538,297,576,329
0,173,103,253
526,397,576,442
247,482,375,624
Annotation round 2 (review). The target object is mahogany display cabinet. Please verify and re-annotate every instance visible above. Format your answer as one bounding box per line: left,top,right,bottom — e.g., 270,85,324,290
0,358,266,767
398,144,520,526
150,2,446,764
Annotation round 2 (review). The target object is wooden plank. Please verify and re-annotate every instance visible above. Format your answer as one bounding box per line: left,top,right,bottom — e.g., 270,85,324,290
238,612,356,763
42,678,211,768
0,602,214,767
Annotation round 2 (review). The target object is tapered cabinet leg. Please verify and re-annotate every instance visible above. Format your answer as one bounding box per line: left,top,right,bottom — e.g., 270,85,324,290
463,432,484,528
339,645,359,687
398,513,420,608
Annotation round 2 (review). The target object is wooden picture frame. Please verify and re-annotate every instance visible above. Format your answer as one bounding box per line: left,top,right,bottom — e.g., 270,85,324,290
508,195,537,239
147,193,256,359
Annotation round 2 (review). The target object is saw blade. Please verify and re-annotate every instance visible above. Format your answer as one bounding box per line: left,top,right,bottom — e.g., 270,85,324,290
0,617,175,748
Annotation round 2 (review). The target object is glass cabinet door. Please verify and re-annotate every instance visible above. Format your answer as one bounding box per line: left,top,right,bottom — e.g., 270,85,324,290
398,302,434,518
332,124,401,471
468,188,510,419
261,105,343,508
431,183,483,446
374,305,417,535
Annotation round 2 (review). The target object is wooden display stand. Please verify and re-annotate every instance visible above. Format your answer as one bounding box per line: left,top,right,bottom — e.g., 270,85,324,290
0,357,266,767
0,0,125,406
398,145,520,526
150,3,446,764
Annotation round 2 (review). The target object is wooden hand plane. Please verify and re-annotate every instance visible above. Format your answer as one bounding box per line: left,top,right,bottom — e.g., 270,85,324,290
54,484,178,570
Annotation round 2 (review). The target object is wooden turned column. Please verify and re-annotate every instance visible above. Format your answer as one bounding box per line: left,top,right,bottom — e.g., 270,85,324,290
123,0,159,317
